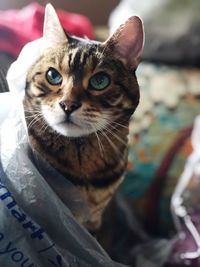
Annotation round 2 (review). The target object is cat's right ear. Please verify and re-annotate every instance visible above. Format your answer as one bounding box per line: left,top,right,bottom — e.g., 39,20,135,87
104,16,144,70
43,4,67,46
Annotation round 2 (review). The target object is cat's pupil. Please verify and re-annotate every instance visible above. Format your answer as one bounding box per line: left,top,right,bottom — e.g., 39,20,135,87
96,76,104,85
46,68,63,85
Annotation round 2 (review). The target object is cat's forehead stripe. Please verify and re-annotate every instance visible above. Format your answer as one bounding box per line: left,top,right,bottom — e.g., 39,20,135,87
68,45,98,74
68,47,79,67
69,49,82,73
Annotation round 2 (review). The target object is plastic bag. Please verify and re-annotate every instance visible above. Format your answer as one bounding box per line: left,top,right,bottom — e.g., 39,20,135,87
170,116,200,266
0,93,127,267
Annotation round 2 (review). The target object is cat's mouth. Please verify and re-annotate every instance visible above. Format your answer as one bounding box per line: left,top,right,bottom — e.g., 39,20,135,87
59,118,80,128
42,107,107,137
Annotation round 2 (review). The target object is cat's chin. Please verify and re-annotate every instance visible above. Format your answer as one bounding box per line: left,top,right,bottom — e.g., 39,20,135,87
52,122,94,138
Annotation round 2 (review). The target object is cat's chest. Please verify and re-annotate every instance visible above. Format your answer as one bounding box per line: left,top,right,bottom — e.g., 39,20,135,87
30,133,120,180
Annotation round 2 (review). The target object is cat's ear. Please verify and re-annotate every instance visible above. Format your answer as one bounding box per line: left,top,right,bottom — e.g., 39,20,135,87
43,4,67,46
104,16,144,69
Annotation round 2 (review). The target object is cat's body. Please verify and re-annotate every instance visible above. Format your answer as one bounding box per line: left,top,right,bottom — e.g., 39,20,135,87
23,4,144,230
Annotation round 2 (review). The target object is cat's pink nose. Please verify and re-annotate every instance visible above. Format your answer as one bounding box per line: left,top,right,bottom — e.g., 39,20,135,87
59,100,82,115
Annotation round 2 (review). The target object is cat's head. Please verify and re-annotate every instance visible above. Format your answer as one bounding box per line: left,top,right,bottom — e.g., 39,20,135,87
24,4,144,138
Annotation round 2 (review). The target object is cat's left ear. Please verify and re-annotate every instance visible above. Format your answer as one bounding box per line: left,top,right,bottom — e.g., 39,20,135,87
104,17,144,70
43,4,67,46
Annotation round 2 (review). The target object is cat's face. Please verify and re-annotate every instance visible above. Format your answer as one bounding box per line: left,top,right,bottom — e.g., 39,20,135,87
24,5,144,138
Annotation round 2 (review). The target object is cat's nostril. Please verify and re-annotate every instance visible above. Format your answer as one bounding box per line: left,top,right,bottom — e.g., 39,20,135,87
71,101,82,111
59,101,66,110
59,100,82,114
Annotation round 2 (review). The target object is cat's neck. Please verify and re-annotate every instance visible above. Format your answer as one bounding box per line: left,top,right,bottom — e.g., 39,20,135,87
28,120,129,187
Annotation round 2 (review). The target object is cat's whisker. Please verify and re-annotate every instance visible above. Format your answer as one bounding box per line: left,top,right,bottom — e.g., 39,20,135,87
24,107,42,112
27,114,44,130
104,121,129,139
98,128,124,165
82,117,105,157
24,106,49,114
104,119,129,130
25,115,38,119
111,121,129,129
99,119,128,135
95,119,127,147
92,128,105,158
26,113,42,121
84,122,119,161
100,113,129,129
24,112,43,119
25,112,43,119
82,113,126,140
104,127,127,146
27,119,41,130
40,120,49,133
90,120,120,151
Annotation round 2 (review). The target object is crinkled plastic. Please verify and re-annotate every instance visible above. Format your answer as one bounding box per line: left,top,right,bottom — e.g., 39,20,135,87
170,115,200,266
0,93,127,267
112,195,175,267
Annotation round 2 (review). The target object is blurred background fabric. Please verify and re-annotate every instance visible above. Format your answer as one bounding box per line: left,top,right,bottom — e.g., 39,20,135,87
0,0,119,26
0,2,94,58
109,0,200,67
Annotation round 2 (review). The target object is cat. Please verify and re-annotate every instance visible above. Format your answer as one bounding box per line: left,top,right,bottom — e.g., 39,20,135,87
23,4,144,231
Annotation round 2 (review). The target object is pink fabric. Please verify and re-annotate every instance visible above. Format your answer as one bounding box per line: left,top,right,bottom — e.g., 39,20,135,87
0,3,94,57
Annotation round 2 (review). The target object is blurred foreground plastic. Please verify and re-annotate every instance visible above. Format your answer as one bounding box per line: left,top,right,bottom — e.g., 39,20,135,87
169,116,200,266
0,93,126,267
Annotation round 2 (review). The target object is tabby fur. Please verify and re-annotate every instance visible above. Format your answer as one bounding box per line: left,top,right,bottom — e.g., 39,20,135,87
23,4,144,230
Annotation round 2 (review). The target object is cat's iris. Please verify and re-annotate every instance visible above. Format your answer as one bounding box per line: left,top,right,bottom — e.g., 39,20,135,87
46,68,63,85
89,72,110,90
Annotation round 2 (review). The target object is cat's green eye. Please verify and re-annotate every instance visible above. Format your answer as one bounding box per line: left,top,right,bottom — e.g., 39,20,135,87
89,72,110,91
46,68,63,85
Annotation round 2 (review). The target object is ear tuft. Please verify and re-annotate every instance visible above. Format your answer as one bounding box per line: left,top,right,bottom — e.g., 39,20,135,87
105,16,144,69
43,4,67,46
